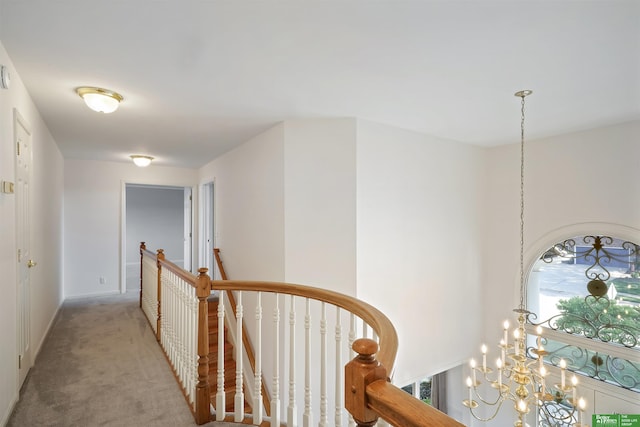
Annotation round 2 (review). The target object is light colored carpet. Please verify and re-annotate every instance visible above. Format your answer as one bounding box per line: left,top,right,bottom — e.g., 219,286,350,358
7,292,239,427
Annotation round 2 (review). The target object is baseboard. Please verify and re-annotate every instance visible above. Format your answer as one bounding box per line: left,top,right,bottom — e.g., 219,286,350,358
64,290,121,300
1,394,18,427
31,300,63,364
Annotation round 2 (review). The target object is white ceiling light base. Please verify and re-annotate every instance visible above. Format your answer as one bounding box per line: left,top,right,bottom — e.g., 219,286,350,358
76,87,123,113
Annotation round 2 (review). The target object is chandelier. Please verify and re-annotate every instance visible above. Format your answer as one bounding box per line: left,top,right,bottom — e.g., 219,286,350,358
463,90,589,427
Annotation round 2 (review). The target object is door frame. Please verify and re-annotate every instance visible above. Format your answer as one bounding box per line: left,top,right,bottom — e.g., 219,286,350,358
119,181,197,293
198,180,215,276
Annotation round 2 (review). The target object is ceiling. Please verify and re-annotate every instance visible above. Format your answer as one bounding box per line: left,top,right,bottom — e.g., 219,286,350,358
1,1,638,168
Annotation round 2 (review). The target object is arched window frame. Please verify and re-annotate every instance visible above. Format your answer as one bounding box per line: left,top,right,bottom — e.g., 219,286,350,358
523,223,640,419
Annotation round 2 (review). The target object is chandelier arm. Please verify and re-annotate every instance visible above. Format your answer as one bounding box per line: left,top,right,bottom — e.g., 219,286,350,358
467,398,509,422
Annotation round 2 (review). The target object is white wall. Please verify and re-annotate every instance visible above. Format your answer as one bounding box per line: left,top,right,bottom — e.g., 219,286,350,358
198,123,285,281
356,119,486,386
125,185,185,290
64,159,197,298
0,40,64,425
283,119,357,293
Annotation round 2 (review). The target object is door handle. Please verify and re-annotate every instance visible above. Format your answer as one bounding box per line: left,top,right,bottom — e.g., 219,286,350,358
27,260,37,268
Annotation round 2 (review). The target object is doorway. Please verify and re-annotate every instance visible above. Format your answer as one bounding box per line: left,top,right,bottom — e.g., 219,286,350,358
123,184,193,292
15,110,33,388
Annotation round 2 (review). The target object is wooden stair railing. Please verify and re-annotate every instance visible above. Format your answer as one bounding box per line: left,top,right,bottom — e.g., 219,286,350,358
346,339,465,427
141,243,465,427
214,248,272,418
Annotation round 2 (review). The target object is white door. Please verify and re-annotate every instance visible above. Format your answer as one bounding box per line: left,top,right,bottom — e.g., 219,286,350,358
15,111,33,387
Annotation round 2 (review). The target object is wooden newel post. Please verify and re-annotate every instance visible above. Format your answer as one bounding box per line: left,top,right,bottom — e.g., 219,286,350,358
156,249,165,342
195,267,211,425
139,242,146,308
345,338,388,427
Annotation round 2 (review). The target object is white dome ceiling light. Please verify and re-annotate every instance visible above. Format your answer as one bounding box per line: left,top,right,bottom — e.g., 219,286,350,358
130,155,154,167
76,86,123,113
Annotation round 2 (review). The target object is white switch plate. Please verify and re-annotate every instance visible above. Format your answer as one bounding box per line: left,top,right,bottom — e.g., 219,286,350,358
1,181,14,194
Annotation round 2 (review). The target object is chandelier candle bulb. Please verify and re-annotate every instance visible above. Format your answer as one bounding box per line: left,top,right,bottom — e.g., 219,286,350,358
571,375,578,402
536,325,543,348
481,344,487,371
560,359,567,388
470,359,477,384
513,329,520,355
500,339,506,365
503,320,509,346
517,399,527,413
466,376,473,404
538,348,544,371
578,397,585,425
496,358,502,387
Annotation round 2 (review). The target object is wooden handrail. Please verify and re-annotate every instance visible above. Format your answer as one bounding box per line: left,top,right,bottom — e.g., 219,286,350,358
158,256,198,286
211,280,398,373
366,381,464,427
213,248,272,417
346,339,464,427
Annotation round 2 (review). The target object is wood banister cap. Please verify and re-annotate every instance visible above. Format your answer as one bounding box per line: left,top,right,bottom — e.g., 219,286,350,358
353,338,378,357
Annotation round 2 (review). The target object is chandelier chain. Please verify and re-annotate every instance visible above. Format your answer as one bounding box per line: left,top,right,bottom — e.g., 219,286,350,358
519,94,526,311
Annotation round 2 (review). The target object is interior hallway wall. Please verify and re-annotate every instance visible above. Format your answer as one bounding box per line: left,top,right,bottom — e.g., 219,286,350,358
0,40,64,426
64,159,197,298
356,119,486,386
198,123,286,282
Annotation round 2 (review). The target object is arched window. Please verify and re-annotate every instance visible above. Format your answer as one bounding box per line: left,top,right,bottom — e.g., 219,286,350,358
527,234,639,421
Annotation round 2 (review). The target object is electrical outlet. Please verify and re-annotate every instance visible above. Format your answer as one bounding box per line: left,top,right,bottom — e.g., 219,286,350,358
99,276,106,285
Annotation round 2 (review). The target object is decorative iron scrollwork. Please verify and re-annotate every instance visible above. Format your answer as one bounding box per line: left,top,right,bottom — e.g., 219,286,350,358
527,341,640,393
541,236,639,288
534,235,640,348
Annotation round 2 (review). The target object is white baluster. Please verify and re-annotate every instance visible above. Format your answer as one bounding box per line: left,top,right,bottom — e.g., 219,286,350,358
235,291,244,422
178,279,183,380
348,313,356,427
335,308,343,427
190,289,197,403
216,291,226,421
253,292,263,425
288,295,297,427
271,294,281,426
304,298,313,427
319,302,328,427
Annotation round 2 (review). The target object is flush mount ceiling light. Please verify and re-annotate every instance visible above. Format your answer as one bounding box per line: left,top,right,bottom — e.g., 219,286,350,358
75,86,123,113
130,155,153,167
